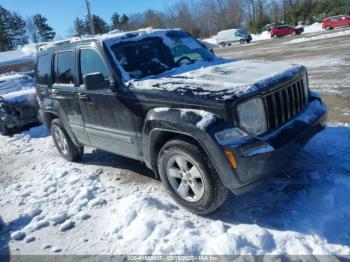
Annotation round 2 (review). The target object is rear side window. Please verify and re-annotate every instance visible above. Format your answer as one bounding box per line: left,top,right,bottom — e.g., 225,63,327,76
80,49,109,80
37,54,51,85
54,51,75,85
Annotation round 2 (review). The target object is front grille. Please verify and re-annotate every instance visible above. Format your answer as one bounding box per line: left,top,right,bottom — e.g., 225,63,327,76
264,77,308,130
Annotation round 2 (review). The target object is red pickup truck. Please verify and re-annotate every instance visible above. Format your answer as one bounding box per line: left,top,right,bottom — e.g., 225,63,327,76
271,25,304,38
323,15,350,30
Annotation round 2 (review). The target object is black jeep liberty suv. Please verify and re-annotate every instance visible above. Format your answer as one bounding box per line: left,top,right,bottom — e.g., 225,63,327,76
36,29,327,214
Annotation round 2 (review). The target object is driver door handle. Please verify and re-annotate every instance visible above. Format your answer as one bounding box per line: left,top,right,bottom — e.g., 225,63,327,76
77,93,91,101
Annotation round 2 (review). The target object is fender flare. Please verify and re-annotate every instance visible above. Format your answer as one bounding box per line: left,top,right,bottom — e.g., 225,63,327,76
141,107,241,188
43,101,81,147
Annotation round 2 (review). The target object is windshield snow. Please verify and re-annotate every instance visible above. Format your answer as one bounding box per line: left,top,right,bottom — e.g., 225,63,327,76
108,30,216,80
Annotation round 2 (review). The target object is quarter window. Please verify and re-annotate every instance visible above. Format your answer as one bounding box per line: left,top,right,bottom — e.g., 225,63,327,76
37,54,51,85
54,51,75,85
80,49,109,80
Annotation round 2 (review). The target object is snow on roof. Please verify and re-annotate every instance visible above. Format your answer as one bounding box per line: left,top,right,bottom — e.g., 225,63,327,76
39,28,178,52
0,44,42,66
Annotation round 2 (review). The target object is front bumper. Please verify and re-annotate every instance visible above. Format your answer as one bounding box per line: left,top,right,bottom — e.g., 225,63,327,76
0,104,39,129
209,97,327,195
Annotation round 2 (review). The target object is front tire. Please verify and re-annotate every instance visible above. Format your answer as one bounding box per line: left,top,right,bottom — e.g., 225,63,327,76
51,119,83,162
158,138,229,215
326,25,332,30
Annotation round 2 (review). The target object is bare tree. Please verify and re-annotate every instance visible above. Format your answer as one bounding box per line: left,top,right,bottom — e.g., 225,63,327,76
26,16,39,43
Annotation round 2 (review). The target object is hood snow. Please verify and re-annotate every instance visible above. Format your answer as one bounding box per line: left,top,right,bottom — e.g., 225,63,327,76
0,72,37,106
130,59,303,101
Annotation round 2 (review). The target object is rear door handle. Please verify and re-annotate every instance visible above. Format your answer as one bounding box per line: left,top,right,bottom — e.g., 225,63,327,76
77,93,91,101
51,89,60,95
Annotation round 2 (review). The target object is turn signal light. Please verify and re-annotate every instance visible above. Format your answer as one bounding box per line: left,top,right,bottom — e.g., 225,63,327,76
224,150,238,169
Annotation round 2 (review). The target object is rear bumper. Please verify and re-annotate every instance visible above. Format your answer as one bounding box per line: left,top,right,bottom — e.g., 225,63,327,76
208,97,327,195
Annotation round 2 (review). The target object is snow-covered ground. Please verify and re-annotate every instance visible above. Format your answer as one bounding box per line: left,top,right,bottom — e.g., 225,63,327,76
0,122,350,255
286,28,350,44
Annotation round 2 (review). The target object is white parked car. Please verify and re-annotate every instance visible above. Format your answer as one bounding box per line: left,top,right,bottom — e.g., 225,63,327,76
216,29,252,47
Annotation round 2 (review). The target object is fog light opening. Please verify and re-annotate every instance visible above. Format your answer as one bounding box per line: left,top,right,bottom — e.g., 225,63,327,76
224,150,238,169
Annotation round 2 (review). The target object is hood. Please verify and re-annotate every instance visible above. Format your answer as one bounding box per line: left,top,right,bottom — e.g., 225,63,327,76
130,59,304,101
0,88,37,106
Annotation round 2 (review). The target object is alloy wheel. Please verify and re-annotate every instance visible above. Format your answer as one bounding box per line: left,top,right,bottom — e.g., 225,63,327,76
166,155,205,202
52,125,69,155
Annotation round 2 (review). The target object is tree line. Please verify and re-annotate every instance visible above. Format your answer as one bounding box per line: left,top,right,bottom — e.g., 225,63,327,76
72,0,349,38
73,12,130,36
0,5,55,52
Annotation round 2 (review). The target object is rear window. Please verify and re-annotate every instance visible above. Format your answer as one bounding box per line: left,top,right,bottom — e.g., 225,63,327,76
37,54,51,85
54,51,75,85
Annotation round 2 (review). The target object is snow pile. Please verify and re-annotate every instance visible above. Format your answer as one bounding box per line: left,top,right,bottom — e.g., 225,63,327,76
252,31,271,42
303,22,323,34
201,36,219,48
202,36,217,45
286,29,350,44
0,123,350,255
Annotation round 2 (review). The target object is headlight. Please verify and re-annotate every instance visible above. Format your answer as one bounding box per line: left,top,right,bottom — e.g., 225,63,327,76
302,73,309,104
237,97,267,135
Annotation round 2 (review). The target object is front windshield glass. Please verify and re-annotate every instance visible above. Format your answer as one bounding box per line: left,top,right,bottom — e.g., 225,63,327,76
238,29,248,35
109,31,216,80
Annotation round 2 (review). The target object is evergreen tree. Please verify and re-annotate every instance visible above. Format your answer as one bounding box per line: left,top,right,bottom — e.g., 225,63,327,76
33,14,56,42
87,15,109,34
74,17,88,36
111,12,121,30
119,14,129,29
10,12,28,47
110,12,129,31
0,5,14,51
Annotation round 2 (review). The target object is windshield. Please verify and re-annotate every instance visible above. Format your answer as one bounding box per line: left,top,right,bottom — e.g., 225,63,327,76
238,29,248,35
109,31,216,80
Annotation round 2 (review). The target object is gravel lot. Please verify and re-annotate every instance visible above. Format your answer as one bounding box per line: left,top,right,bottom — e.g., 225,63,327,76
215,27,350,123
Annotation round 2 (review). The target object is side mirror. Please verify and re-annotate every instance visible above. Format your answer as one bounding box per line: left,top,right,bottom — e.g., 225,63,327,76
83,72,110,90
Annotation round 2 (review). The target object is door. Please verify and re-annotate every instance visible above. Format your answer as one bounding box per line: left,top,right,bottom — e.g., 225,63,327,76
234,30,240,42
286,26,294,35
77,47,141,159
278,26,287,36
334,16,342,27
36,54,52,109
339,16,348,27
52,50,89,145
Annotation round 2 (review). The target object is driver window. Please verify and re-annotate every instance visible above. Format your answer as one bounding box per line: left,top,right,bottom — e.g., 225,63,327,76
80,49,109,82
235,31,240,37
